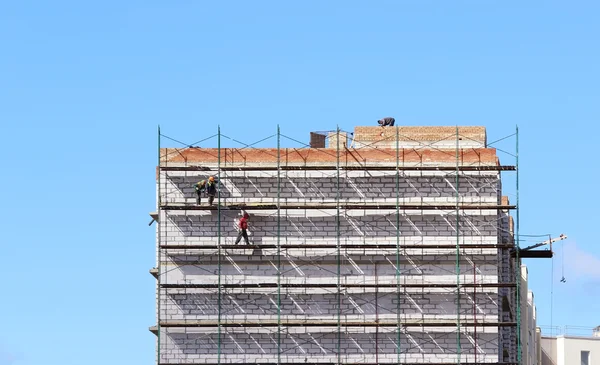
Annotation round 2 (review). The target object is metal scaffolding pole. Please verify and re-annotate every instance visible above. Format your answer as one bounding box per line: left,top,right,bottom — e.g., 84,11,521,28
157,125,161,365
336,126,341,365
217,126,222,365
277,125,282,365
516,125,521,365
162,203,514,211
395,125,402,364
455,126,462,364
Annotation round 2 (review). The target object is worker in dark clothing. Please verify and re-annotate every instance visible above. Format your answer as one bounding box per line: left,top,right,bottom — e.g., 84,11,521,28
377,117,395,127
235,212,250,245
206,176,218,206
193,179,207,205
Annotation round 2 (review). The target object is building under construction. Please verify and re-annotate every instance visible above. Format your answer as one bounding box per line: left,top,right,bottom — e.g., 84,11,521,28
150,125,542,365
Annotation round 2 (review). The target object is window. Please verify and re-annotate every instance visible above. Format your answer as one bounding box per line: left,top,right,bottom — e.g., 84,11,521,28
581,350,590,365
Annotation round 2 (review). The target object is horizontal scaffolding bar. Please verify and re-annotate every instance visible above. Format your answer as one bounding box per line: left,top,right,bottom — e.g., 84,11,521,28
160,244,514,250
161,283,515,289
162,362,513,365
160,165,516,172
160,203,516,211
159,320,517,327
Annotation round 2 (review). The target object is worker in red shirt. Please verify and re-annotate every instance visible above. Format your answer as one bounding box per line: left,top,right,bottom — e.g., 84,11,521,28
235,212,250,245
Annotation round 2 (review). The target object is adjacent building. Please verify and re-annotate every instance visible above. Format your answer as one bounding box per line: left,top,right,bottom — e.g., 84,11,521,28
541,328,600,365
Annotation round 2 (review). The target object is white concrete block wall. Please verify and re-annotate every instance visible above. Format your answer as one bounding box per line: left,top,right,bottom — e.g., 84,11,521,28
160,210,500,245
159,328,498,364
159,290,500,321
156,169,506,364
159,170,500,205
160,255,500,286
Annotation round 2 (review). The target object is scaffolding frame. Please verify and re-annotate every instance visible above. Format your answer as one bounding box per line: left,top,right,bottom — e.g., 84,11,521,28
153,125,523,365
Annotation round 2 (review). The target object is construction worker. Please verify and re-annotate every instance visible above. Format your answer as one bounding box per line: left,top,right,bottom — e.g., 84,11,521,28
206,176,218,206
377,117,395,127
235,212,250,245
192,179,207,205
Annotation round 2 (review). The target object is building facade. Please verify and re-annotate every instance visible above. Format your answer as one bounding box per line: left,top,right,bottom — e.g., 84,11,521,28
520,266,541,365
541,331,600,365
151,126,529,364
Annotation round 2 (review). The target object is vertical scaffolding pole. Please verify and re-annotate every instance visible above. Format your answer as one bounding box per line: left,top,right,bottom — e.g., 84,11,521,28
455,127,462,364
516,125,521,365
217,126,222,365
336,126,341,365
473,252,477,364
157,126,161,365
277,125,282,365
395,126,402,364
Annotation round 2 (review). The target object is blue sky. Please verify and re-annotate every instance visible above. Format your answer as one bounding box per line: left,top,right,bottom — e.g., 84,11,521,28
2,1,599,364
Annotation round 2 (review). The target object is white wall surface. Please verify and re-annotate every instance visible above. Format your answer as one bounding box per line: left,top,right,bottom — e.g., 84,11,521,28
155,168,506,364
542,336,600,365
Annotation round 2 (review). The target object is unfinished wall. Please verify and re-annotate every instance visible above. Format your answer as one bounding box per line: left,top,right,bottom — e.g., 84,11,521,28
352,126,487,149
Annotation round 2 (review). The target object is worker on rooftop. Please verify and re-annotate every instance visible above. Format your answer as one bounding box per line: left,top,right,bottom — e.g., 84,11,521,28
206,176,219,206
235,211,250,245
377,117,395,127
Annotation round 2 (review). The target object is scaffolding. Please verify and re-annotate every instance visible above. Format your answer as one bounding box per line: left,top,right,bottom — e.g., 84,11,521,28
151,125,526,365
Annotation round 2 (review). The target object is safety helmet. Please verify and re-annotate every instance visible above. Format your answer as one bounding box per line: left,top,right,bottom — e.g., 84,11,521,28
209,176,215,182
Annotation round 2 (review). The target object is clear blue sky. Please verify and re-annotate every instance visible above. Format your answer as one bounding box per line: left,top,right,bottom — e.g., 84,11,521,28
2,1,599,364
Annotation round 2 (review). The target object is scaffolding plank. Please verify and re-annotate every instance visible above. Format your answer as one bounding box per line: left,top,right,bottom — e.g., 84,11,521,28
161,283,516,289
160,244,514,250
160,362,511,365
512,250,553,258
159,320,517,327
160,165,516,172
160,203,516,210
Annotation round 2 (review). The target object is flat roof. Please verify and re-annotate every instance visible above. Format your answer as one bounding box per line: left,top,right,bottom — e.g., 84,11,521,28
541,335,600,340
